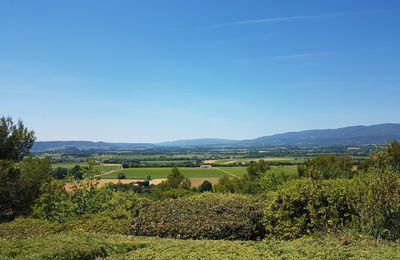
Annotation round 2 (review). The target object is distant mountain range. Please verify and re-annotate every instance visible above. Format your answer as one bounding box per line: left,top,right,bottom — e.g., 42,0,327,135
32,123,400,152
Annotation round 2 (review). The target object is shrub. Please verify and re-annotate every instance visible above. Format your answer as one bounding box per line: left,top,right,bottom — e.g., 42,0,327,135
118,172,126,179
0,217,61,239
132,196,264,240
299,154,354,179
354,167,400,240
214,174,261,194
0,232,142,259
66,191,150,234
264,179,357,239
52,167,68,179
259,166,297,192
69,165,83,179
0,157,51,220
33,179,120,223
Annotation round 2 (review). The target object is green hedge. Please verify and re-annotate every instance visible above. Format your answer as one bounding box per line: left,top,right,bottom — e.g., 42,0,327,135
0,217,61,239
132,196,265,240
354,167,400,240
264,179,357,239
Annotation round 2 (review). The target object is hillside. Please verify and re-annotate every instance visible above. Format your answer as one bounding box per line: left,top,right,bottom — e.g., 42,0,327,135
32,123,400,151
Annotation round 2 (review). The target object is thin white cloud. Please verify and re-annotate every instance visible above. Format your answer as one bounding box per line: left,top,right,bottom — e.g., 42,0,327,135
204,10,393,29
236,51,337,63
269,52,337,60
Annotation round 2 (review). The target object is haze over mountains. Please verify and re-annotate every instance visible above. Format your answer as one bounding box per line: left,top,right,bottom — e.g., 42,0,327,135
33,123,400,152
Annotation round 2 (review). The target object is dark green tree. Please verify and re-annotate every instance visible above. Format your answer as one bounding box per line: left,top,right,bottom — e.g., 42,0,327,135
159,167,191,190
118,172,126,179
69,165,83,180
199,180,213,192
0,157,51,220
0,116,36,161
52,167,68,179
247,160,270,180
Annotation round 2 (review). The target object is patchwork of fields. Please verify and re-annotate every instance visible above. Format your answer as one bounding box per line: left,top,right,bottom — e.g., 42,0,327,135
205,157,303,164
101,165,298,180
101,167,247,179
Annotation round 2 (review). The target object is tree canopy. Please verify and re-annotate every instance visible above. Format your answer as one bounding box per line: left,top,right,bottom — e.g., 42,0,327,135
0,116,36,161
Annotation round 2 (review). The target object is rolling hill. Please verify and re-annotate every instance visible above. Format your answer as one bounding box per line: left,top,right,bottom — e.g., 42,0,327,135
33,123,400,151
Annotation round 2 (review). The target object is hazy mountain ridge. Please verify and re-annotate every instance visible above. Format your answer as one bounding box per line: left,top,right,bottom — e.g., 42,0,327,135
33,123,400,151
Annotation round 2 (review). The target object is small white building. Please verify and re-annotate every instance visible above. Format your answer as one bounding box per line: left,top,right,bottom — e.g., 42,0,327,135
200,165,212,169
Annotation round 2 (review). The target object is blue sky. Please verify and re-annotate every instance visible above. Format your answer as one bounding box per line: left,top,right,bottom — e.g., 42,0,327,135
1,0,399,142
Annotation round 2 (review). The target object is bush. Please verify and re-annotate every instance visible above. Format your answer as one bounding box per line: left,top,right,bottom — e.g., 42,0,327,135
214,174,261,194
0,157,51,220
52,167,68,179
299,154,354,179
354,167,400,240
259,166,297,191
132,196,264,240
0,217,61,239
33,179,113,223
118,172,126,179
69,165,84,180
264,179,357,239
66,191,151,234
0,232,141,259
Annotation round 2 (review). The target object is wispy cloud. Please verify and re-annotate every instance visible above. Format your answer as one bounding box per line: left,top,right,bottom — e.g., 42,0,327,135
204,10,393,29
236,51,338,64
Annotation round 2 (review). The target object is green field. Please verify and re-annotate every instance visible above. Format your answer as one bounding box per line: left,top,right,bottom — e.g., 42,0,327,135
211,157,303,164
51,163,121,173
101,165,297,179
101,167,247,179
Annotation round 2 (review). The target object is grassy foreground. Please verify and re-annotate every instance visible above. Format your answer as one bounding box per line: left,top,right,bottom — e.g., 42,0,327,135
1,231,400,259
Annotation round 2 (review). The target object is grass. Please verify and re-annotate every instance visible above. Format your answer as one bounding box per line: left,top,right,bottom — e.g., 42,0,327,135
1,231,399,259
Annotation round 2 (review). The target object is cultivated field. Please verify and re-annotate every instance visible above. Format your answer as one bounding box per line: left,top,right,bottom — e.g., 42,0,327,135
52,163,121,173
101,165,298,180
101,167,247,179
205,157,303,165
95,177,220,187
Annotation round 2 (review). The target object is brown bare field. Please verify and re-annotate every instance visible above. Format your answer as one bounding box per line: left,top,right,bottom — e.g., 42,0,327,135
203,159,217,164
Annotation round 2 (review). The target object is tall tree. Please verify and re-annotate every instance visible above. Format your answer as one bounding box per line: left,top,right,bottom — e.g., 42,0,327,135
0,116,36,161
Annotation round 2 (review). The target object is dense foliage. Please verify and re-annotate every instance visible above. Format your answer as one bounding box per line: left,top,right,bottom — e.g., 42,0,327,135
132,195,265,240
0,157,51,220
298,154,354,179
355,167,400,240
2,116,400,259
264,179,357,239
0,116,36,161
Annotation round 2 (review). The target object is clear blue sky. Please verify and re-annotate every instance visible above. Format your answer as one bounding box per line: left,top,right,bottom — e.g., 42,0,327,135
1,0,399,142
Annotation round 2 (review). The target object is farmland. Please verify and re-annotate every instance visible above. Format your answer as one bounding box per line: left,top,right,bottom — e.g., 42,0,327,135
51,162,121,173
101,165,298,180
101,166,248,179
205,157,304,165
